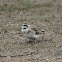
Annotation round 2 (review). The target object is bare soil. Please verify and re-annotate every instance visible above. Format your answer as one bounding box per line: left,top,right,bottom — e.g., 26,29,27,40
0,0,62,62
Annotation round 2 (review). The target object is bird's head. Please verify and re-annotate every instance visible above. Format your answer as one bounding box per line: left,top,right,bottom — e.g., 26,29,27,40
21,22,31,33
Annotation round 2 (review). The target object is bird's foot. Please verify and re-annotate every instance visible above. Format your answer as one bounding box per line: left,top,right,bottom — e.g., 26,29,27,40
27,40,35,43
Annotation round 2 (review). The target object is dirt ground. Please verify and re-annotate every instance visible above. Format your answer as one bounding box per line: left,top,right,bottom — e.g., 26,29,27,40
0,0,62,62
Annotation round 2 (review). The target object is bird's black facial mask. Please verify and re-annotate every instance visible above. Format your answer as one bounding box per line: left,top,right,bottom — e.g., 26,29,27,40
23,25,28,27
23,25,28,29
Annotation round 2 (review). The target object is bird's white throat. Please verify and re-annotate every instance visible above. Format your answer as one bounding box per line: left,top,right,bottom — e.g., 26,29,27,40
21,28,29,33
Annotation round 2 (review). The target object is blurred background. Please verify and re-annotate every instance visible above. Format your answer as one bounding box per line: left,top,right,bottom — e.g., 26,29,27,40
0,0,62,62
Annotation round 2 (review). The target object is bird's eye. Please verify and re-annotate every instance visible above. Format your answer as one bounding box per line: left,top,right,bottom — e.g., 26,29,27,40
23,25,28,27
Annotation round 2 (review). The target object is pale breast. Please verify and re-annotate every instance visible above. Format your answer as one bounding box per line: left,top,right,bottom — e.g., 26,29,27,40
24,33,40,39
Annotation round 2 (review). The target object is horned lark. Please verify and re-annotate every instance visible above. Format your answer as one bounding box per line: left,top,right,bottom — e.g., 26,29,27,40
21,22,45,43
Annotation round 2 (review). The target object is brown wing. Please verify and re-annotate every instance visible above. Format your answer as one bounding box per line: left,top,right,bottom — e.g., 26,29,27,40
32,28,40,35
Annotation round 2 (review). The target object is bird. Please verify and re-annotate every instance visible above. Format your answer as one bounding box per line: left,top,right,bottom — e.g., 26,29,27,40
21,22,45,43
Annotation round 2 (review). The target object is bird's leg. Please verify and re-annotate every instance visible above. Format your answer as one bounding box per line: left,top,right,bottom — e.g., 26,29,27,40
27,39,31,43
27,39,35,43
